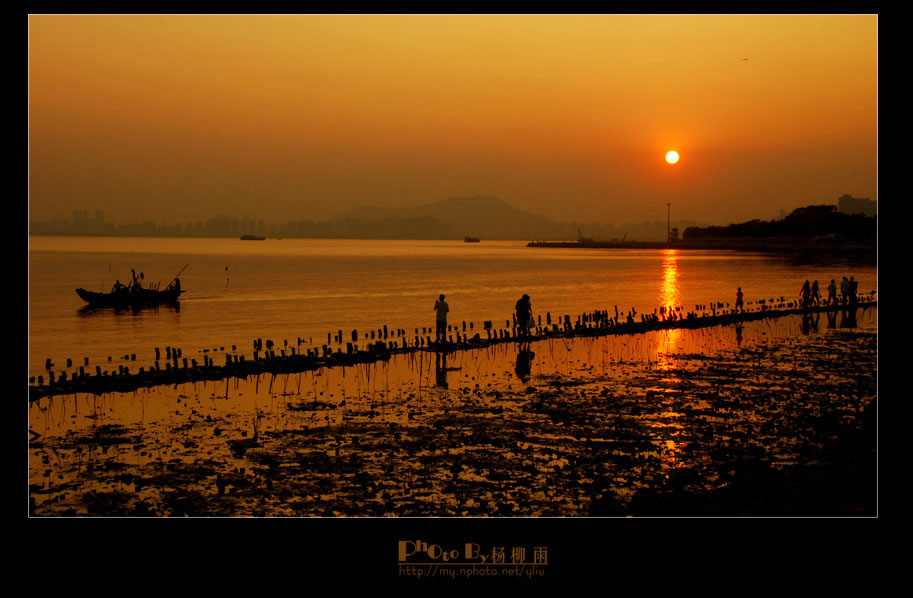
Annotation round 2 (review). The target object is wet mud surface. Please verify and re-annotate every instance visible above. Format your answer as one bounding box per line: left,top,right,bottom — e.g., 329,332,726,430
29,308,877,517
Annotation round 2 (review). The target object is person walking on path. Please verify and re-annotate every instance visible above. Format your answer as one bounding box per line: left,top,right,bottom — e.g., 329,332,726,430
799,280,811,309
811,280,821,306
433,294,449,342
515,294,533,338
735,287,744,313
827,279,838,306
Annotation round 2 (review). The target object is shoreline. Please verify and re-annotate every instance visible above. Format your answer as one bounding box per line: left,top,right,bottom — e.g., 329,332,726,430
29,309,877,517
527,238,876,262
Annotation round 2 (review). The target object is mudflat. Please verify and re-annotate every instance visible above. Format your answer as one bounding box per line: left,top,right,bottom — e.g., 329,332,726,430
29,308,876,517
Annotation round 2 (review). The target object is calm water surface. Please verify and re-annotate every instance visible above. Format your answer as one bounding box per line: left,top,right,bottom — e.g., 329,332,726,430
28,236,876,379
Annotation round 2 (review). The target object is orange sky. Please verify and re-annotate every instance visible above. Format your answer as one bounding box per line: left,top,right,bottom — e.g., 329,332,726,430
28,14,877,226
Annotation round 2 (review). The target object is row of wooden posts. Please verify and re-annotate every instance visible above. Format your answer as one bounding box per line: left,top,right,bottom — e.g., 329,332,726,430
30,292,875,390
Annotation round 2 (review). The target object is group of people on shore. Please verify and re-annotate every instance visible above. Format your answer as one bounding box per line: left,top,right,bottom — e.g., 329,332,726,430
800,276,859,309
738,277,861,312
434,277,865,343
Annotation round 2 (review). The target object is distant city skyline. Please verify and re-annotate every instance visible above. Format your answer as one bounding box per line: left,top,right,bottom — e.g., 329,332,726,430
29,201,707,241
29,191,871,242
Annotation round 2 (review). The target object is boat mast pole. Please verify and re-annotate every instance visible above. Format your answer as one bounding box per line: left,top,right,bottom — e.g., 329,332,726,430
167,263,189,288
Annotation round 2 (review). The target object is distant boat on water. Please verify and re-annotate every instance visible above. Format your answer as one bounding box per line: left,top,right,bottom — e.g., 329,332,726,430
240,234,266,240
464,236,480,243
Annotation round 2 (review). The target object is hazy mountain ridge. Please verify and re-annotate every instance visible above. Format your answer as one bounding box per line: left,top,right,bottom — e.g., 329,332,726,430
329,195,569,240
327,195,706,241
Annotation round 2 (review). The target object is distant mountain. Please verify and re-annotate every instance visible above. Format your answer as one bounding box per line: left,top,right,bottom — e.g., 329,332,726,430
328,195,574,240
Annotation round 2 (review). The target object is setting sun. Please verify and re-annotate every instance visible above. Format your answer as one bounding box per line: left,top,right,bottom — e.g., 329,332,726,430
665,151,680,164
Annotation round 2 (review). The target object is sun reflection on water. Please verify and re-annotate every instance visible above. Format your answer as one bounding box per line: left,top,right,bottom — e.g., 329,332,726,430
656,250,682,369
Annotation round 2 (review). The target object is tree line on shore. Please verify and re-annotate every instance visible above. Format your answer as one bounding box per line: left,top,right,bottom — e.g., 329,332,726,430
683,205,875,240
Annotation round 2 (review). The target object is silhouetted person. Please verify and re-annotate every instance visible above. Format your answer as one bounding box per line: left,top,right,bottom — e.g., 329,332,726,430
514,345,534,382
515,294,533,338
111,279,125,294
735,287,744,312
849,276,858,304
129,268,143,291
827,279,838,306
799,280,811,309
840,276,849,305
168,277,181,293
433,294,449,342
811,280,821,306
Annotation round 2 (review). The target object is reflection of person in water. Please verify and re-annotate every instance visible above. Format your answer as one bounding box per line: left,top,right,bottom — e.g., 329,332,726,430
435,352,448,388
734,322,743,346
514,344,535,382
839,306,857,329
826,309,837,330
801,311,819,335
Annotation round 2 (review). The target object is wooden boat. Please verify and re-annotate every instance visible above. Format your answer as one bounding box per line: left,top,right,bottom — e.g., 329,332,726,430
240,234,266,240
75,286,183,307
464,236,480,243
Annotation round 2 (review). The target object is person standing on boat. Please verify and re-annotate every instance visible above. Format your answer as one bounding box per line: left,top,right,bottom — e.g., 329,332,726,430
433,294,449,342
129,268,143,291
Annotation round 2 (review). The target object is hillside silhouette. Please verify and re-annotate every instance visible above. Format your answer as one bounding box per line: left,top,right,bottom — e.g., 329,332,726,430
683,205,876,240
327,195,575,240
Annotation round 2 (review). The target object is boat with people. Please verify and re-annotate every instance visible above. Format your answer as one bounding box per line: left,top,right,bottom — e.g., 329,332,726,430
75,265,187,307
